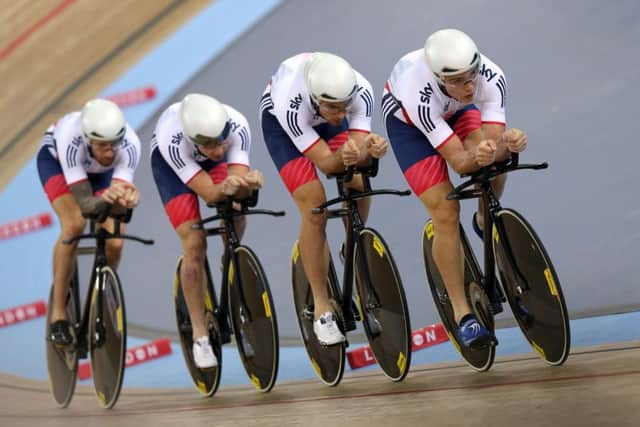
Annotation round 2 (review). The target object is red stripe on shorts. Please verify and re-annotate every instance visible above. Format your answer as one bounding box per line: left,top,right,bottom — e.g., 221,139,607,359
44,174,70,202
280,157,318,194
208,162,228,184
404,156,449,196
165,193,199,229
327,131,348,152
452,109,481,142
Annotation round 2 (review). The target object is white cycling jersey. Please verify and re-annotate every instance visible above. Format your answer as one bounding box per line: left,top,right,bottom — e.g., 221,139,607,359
383,49,507,149
261,53,374,153
151,103,250,184
41,112,141,185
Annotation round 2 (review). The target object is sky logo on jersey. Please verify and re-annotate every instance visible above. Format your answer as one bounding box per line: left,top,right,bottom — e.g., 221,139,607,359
171,133,182,145
289,93,303,110
419,83,434,104
481,63,498,82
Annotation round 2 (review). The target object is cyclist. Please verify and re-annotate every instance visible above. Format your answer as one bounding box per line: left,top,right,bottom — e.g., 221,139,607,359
150,93,263,368
37,98,141,347
382,29,528,348
260,52,388,346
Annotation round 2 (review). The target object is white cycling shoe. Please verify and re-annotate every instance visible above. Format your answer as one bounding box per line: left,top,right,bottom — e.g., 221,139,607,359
193,336,218,369
313,312,346,346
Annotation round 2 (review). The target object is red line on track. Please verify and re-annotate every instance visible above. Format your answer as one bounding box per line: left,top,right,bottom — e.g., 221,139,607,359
0,0,75,62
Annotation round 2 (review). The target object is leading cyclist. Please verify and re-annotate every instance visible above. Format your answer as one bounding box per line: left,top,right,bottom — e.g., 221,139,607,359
382,29,528,348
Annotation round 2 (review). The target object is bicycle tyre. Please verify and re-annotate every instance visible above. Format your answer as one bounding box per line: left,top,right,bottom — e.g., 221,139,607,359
354,228,411,381
45,276,79,408
228,245,279,392
422,219,495,371
291,241,345,386
88,266,126,409
173,256,223,397
492,208,570,365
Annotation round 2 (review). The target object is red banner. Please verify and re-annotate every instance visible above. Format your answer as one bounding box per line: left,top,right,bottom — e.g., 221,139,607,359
0,300,47,327
0,212,53,240
347,322,449,369
106,86,157,108
78,337,172,380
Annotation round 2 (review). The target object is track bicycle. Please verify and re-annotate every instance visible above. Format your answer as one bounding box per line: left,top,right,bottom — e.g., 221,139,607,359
46,209,153,409
292,159,413,386
174,191,283,396
422,153,570,371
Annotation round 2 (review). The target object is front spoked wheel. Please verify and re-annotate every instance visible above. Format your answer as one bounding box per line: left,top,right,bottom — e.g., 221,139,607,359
228,246,279,392
173,257,223,397
45,279,79,408
354,228,411,382
492,208,570,365
422,220,496,372
291,241,345,386
88,266,126,409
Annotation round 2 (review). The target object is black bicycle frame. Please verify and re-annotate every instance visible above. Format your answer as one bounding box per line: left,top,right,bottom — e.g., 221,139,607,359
447,153,548,310
63,212,153,357
194,193,285,339
312,160,411,332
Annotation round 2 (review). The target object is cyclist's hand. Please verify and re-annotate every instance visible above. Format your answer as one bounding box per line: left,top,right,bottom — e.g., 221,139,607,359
342,138,359,167
222,175,248,196
366,133,389,159
476,140,497,166
244,170,264,190
111,182,139,208
100,184,127,204
503,128,528,153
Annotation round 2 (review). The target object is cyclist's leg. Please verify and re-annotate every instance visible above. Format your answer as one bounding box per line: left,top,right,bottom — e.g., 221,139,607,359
151,149,210,341
385,113,471,323
419,183,472,323
292,180,332,316
37,147,85,325
261,109,335,321
176,220,209,340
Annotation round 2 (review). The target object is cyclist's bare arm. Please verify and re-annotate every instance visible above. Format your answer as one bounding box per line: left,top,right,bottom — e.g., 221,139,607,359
305,139,352,175
186,170,226,205
227,164,256,199
438,135,487,174
70,181,110,217
481,123,509,161
349,131,389,165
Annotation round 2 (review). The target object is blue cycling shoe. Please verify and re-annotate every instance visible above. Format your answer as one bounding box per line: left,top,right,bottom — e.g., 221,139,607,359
472,212,484,240
457,314,496,349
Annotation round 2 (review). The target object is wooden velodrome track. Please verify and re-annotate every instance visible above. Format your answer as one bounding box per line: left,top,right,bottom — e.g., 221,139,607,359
1,2,639,426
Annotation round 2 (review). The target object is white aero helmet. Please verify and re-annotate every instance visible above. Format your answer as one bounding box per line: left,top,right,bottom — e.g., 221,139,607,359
424,29,480,80
81,99,126,141
304,52,358,103
180,93,231,145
